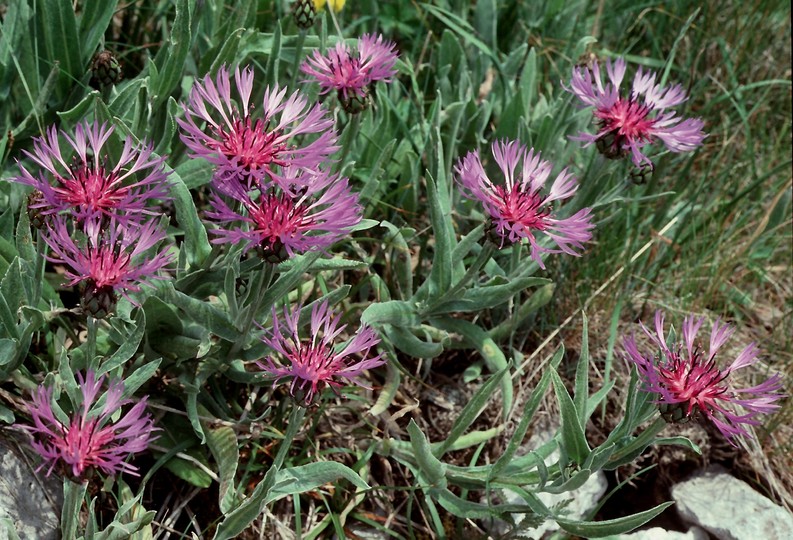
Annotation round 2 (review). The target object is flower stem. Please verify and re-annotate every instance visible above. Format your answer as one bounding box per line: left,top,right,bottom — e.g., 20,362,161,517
227,263,276,361
33,228,46,306
422,241,495,315
273,405,306,470
86,316,98,371
289,29,308,90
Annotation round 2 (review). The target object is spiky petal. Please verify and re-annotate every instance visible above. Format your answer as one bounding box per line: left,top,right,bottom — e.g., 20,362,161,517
24,371,157,479
623,311,785,444
42,216,173,311
204,167,362,261
256,300,386,404
301,33,398,111
13,121,171,227
455,139,594,269
565,57,706,167
177,65,338,193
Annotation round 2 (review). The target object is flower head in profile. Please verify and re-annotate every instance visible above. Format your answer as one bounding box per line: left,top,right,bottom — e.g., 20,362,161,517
13,121,171,227
624,311,785,444
178,65,337,193
565,57,706,168
301,33,398,113
205,167,362,263
43,216,173,317
25,371,157,479
257,300,386,404
455,139,594,268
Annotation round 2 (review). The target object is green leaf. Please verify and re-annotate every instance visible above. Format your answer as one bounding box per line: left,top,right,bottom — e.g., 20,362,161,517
551,370,591,465
212,466,279,540
0,403,14,424
205,424,240,513
361,301,420,328
99,310,146,376
165,449,213,488
492,363,554,478
61,481,87,540
159,283,238,341
407,420,447,488
574,312,590,424
383,325,443,359
430,277,551,313
41,0,82,99
167,162,211,267
174,157,214,189
152,0,193,106
265,461,370,504
431,317,513,417
556,502,675,537
78,0,119,62
435,367,508,457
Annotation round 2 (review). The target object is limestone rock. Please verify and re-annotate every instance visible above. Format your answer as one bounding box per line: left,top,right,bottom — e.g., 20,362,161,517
0,438,61,540
671,466,793,540
617,525,709,540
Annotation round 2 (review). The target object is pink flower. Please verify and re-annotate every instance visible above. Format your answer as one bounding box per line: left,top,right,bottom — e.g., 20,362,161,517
257,300,386,404
301,33,398,113
178,65,338,192
25,371,157,479
565,57,706,167
205,167,362,262
43,216,173,316
624,311,785,444
13,121,171,227
455,139,594,269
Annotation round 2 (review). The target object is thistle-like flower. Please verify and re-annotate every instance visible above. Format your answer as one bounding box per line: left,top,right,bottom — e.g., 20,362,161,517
624,311,785,444
25,371,157,479
13,121,171,227
301,33,398,113
565,57,706,168
205,167,362,262
455,139,594,268
257,300,386,404
42,216,173,317
178,65,337,193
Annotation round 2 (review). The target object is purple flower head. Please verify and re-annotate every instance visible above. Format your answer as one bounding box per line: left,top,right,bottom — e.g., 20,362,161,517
13,121,171,227
25,371,157,479
178,65,338,193
565,57,706,168
43,216,174,317
301,33,398,113
256,300,386,404
455,139,594,269
204,167,362,263
623,311,786,445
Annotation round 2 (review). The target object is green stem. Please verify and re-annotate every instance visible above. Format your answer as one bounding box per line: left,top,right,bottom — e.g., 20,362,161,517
227,263,275,361
273,405,307,470
606,415,667,466
61,479,88,540
33,228,46,306
86,316,98,372
422,243,495,315
289,29,308,90
338,112,361,166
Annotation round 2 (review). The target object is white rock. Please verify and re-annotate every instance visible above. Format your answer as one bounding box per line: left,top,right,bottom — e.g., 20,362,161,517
617,525,709,540
484,426,608,539
671,466,793,540
0,439,61,540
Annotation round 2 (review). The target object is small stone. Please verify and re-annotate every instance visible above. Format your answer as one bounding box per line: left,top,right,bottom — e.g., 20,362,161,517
617,525,709,540
0,438,62,540
672,465,793,540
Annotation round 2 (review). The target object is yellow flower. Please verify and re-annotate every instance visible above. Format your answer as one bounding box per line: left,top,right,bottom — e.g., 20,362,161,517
314,0,346,12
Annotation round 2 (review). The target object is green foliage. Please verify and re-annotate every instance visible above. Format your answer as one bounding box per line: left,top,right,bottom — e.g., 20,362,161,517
0,0,788,537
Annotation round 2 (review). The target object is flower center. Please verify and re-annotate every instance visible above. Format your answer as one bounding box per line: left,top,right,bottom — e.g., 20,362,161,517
213,116,287,174
492,184,550,235
249,191,313,254
57,161,127,215
659,346,729,415
595,98,656,153
290,341,338,383
57,417,115,477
